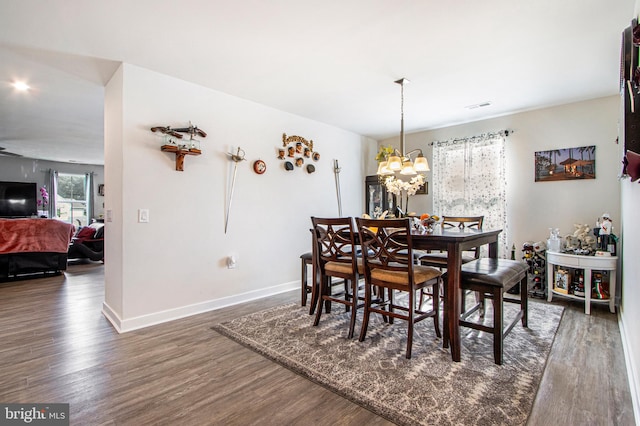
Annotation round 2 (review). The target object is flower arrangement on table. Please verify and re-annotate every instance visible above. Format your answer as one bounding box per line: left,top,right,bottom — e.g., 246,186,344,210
37,186,49,217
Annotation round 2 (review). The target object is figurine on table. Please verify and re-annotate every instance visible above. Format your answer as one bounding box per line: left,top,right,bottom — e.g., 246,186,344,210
599,213,612,235
596,213,615,253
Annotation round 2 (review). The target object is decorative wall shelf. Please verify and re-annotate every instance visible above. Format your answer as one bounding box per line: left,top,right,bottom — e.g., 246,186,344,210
161,144,201,171
152,122,206,171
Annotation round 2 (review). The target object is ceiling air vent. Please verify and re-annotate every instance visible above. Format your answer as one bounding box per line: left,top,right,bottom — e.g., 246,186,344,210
465,101,492,110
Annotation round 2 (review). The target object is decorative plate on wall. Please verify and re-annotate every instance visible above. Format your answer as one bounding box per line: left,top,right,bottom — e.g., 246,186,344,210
253,160,266,174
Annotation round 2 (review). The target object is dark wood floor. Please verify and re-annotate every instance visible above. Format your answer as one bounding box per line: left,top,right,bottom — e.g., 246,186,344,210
0,263,635,425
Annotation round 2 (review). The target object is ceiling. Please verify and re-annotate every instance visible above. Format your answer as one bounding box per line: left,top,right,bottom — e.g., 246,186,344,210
0,0,635,165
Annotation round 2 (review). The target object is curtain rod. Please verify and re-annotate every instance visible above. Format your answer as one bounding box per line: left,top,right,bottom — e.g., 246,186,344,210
429,129,513,146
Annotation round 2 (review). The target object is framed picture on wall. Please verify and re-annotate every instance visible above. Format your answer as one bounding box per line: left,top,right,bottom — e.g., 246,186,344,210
534,145,596,182
415,182,428,195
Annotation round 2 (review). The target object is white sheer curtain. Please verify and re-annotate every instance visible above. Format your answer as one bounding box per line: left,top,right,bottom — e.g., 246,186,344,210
46,168,57,219
432,131,508,257
85,172,94,221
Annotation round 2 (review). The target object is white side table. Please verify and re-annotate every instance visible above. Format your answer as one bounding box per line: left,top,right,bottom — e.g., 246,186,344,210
546,251,617,314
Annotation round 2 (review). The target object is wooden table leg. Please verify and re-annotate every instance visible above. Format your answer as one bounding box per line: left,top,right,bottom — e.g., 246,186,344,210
488,240,498,258
446,242,462,362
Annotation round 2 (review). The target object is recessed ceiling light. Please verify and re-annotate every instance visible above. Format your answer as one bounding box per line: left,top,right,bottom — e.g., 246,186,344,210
12,81,31,91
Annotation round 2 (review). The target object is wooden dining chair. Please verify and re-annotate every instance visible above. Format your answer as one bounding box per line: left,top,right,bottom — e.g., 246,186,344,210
418,215,484,308
311,217,364,339
355,217,442,359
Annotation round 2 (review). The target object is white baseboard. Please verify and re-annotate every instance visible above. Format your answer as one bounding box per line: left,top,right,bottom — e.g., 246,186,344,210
101,301,124,333
101,281,298,333
618,310,640,425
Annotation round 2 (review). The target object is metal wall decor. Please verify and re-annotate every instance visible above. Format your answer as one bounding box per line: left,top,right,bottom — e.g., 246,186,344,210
333,159,342,216
279,133,320,173
225,147,246,234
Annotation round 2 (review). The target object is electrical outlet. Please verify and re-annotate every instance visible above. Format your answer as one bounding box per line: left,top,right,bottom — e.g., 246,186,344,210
227,255,237,269
138,209,149,223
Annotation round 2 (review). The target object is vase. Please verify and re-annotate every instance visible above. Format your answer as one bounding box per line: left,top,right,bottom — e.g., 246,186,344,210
422,219,436,233
393,194,410,218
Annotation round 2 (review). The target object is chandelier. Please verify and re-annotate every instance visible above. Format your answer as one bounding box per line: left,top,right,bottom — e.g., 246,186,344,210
376,78,430,176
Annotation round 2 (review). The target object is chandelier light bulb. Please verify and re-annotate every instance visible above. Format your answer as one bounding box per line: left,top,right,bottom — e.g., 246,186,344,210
387,155,402,171
377,161,393,175
414,155,430,172
400,160,417,175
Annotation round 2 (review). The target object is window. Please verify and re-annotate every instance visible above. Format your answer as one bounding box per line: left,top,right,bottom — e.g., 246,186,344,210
432,132,508,257
56,173,88,227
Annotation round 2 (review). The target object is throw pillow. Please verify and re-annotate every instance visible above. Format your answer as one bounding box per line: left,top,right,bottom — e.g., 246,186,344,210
75,226,96,242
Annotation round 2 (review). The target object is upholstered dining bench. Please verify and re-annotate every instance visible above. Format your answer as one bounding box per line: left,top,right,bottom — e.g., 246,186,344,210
443,258,528,365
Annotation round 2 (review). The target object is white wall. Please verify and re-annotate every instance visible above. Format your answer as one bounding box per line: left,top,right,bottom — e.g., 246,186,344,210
377,96,621,257
103,64,124,319
0,156,105,218
620,174,640,422
621,3,640,421
102,63,374,331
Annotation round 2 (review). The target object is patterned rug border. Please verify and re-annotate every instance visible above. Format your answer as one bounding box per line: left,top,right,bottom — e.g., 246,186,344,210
212,305,411,424
212,300,564,426
212,310,398,422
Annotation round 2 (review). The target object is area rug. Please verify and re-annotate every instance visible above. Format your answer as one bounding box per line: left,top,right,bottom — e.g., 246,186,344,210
212,300,563,426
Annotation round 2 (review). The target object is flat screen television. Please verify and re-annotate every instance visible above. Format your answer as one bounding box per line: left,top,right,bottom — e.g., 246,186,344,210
0,181,38,218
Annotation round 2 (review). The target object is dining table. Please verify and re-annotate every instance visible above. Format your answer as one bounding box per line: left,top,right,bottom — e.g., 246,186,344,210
310,221,503,362
410,225,503,362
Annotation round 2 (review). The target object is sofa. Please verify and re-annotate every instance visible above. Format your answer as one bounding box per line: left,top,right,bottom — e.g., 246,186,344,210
0,218,74,281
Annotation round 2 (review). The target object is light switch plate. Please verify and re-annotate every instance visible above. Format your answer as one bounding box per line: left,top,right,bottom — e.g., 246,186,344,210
138,209,149,223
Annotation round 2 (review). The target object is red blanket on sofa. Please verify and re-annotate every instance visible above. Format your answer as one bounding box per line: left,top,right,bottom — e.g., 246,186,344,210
0,218,74,254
